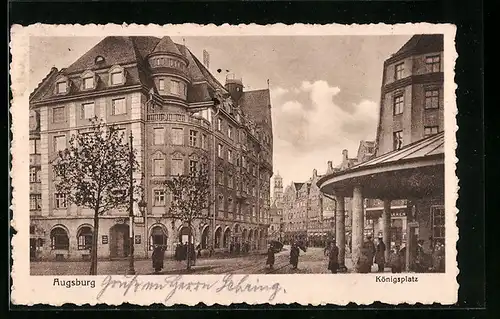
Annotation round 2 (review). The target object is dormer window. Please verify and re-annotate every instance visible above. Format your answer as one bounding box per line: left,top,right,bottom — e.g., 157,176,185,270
95,56,105,64
109,65,125,86
81,70,96,90
56,81,67,94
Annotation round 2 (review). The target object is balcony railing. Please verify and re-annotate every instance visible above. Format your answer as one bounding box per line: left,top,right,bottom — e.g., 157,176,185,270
147,113,211,129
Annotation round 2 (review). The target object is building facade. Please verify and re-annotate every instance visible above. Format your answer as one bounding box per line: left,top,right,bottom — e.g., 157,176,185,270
318,34,445,272
29,36,273,261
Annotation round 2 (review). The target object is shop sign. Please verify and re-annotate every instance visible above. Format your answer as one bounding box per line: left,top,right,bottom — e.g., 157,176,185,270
134,235,141,244
102,235,108,244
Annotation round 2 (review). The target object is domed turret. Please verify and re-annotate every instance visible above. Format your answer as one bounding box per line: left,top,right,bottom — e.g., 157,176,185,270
147,36,190,99
225,73,243,104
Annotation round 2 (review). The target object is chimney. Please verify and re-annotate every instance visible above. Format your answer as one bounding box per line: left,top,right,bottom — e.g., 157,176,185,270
313,169,317,178
342,149,348,160
203,49,210,69
327,161,333,174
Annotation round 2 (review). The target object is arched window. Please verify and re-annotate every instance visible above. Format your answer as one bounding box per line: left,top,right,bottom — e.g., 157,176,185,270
77,226,93,250
215,227,222,248
50,227,69,250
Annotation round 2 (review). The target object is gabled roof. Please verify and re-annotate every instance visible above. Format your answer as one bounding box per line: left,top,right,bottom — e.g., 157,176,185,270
64,36,160,75
394,34,443,56
293,182,304,191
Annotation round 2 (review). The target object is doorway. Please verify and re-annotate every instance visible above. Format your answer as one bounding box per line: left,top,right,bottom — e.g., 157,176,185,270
109,224,130,258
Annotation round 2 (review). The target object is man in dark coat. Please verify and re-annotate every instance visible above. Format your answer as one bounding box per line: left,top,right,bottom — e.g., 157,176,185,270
151,244,165,273
388,245,403,273
327,239,339,274
375,236,386,272
289,242,300,269
266,244,275,269
365,235,376,269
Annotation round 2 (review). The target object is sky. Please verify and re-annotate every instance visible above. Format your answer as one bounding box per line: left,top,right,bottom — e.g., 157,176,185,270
29,35,411,190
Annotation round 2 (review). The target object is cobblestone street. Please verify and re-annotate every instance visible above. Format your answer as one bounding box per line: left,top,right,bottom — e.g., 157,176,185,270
30,247,388,275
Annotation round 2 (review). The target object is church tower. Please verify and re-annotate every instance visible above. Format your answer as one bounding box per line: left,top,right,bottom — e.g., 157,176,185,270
272,173,284,207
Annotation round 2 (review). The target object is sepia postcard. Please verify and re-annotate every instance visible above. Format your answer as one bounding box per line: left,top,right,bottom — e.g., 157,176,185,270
10,23,458,306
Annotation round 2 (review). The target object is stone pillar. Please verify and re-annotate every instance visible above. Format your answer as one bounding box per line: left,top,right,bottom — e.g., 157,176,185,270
335,196,346,271
351,186,364,272
382,199,392,261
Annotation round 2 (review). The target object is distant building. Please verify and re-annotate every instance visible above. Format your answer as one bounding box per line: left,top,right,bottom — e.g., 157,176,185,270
29,36,273,261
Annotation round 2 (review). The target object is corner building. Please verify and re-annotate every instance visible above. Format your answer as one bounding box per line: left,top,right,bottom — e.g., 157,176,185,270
29,36,273,261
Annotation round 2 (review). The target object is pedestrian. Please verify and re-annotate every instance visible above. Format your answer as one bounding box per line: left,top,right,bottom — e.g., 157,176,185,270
151,244,165,273
189,242,196,266
375,235,386,272
432,240,445,272
388,245,403,273
415,239,428,272
324,241,330,257
357,246,371,273
327,239,339,274
266,244,275,269
365,235,376,269
197,244,202,258
289,242,300,269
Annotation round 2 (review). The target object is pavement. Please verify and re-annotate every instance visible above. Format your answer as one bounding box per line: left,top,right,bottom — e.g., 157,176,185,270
30,247,388,275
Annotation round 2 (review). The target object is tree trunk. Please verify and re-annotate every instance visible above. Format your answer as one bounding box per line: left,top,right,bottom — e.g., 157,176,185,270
186,221,192,270
89,209,99,275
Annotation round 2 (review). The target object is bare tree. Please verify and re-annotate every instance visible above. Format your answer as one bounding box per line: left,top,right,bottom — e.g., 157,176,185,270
163,167,211,270
52,118,140,275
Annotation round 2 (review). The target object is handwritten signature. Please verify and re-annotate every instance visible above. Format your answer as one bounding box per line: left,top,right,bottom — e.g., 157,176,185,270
97,274,286,303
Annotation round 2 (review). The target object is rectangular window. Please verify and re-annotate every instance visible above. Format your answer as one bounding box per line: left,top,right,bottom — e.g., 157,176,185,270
218,196,224,211
217,118,222,131
81,102,95,119
431,206,445,240
228,198,233,212
111,72,122,85
171,80,180,95
56,82,67,94
29,140,36,154
30,167,37,182
30,194,41,210
201,134,207,149
228,175,233,189
218,144,223,158
242,156,247,168
83,77,94,89
393,95,404,115
54,135,66,152
218,170,224,185
54,193,67,209
171,159,184,176
227,149,232,163
425,89,440,109
424,126,439,137
153,190,166,206
393,131,403,150
394,62,404,80
52,107,65,123
228,126,233,139
159,79,165,91
189,130,198,147
426,55,441,73
112,98,126,115
153,128,164,145
189,160,198,174
153,159,165,176
171,128,183,145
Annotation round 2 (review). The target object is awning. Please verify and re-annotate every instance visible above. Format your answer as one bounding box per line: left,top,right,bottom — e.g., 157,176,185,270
318,132,445,199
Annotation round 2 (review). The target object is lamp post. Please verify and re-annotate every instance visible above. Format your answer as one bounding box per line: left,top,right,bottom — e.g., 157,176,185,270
127,132,135,275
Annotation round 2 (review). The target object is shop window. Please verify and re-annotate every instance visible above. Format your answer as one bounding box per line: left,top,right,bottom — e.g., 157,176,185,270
77,226,93,250
431,206,445,241
50,227,69,250
149,226,168,250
